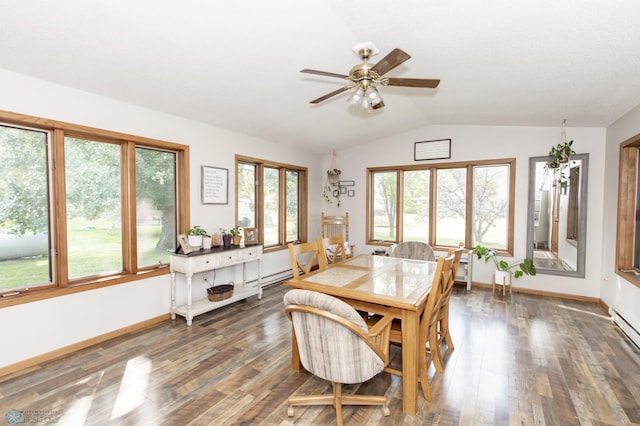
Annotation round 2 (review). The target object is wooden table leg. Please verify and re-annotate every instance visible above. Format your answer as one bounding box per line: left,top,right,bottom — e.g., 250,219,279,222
401,309,420,415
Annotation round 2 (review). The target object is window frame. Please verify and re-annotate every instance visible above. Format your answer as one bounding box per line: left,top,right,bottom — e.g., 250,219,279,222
0,110,189,308
616,132,640,287
235,155,307,251
366,158,515,254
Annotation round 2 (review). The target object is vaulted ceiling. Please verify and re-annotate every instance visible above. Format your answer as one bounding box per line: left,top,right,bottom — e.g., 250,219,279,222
1,1,639,153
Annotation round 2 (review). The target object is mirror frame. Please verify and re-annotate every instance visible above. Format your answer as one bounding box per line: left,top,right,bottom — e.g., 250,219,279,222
526,153,589,278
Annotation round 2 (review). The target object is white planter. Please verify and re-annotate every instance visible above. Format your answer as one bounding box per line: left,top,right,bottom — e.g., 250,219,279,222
188,235,202,248
202,236,212,250
493,270,512,295
494,270,512,285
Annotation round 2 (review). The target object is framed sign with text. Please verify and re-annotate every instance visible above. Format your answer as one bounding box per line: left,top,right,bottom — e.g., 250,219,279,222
201,166,228,204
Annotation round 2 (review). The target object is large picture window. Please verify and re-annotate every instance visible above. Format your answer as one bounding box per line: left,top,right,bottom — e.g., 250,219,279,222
0,111,188,305
367,159,515,253
236,155,307,250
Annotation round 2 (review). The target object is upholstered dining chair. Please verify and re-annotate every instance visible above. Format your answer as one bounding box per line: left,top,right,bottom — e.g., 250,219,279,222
437,244,465,354
288,238,328,278
284,289,394,425
389,241,436,261
378,253,454,402
322,233,349,264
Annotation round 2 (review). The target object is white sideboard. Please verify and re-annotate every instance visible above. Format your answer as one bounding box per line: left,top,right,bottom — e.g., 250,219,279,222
170,245,263,325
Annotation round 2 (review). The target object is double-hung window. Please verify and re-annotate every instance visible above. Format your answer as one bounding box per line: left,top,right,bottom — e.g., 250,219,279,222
236,155,307,249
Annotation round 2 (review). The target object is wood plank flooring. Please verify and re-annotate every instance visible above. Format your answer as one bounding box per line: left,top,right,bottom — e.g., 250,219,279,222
1,284,639,425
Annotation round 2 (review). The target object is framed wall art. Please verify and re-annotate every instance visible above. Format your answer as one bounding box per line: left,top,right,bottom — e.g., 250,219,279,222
201,165,228,204
177,234,196,254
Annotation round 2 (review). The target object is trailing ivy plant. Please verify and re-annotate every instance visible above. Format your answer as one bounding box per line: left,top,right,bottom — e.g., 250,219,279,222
323,168,342,206
545,140,577,191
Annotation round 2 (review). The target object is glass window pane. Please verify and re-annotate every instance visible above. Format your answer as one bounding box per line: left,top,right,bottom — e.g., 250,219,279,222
136,147,176,267
0,125,51,291
286,170,299,242
473,165,509,249
263,167,279,245
435,168,466,246
372,171,397,241
65,137,122,279
403,170,430,242
237,163,256,228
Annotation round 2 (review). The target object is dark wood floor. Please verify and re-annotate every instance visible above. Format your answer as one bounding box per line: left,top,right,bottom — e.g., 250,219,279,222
2,283,640,425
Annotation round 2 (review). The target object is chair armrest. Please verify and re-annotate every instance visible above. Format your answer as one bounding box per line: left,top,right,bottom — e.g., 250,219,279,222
367,314,394,363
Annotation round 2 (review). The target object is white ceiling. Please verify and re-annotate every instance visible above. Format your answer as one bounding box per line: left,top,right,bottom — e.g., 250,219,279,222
1,1,639,153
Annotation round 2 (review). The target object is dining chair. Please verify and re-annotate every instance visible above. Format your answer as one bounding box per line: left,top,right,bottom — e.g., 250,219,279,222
322,233,349,264
388,241,436,261
284,289,394,425
321,212,354,257
288,238,328,278
437,243,465,353
378,253,454,402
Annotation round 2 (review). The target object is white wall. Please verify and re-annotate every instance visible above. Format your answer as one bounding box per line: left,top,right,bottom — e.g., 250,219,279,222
327,124,606,297
0,66,617,369
0,69,322,369
602,103,640,330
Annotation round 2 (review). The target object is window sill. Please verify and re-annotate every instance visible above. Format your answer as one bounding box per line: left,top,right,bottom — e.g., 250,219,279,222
0,268,168,309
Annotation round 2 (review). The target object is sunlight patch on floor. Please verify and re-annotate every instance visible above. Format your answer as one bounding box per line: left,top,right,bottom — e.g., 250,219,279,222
111,356,151,420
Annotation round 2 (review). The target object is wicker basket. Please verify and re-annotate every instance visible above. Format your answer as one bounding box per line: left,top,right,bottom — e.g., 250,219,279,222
207,282,234,302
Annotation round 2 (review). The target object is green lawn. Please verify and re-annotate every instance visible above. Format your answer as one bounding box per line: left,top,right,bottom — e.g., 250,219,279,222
0,219,169,290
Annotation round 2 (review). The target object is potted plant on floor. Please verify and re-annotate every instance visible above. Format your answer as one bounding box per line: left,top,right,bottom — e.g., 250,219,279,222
474,245,536,286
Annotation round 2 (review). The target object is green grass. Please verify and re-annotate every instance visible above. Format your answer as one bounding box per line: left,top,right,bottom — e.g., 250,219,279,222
0,219,169,290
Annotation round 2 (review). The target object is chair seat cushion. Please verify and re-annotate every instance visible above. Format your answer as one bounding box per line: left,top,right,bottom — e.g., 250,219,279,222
326,242,351,256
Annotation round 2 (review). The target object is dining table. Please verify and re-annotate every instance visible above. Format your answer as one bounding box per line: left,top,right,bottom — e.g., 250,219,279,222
284,253,438,416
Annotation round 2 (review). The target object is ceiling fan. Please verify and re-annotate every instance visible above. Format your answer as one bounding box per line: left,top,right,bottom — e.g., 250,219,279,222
301,44,440,110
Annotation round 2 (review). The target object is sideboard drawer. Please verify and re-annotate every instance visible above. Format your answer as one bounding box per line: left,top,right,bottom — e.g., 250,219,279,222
240,246,262,260
193,255,218,272
218,251,241,266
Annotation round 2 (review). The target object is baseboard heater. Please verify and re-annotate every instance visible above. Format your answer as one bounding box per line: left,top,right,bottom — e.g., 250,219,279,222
247,269,293,289
610,307,640,349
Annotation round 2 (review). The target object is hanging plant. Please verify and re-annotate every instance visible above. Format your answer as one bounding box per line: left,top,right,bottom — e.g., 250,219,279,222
545,140,575,170
323,180,342,206
327,168,341,185
323,168,342,206
544,140,577,191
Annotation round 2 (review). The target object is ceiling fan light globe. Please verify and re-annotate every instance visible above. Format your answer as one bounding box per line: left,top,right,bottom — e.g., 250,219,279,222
348,93,361,104
367,86,381,100
372,99,385,110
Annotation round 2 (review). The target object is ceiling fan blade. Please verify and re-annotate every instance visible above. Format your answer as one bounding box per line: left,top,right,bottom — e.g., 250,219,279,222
371,48,411,76
300,69,348,79
385,77,440,88
309,87,350,104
